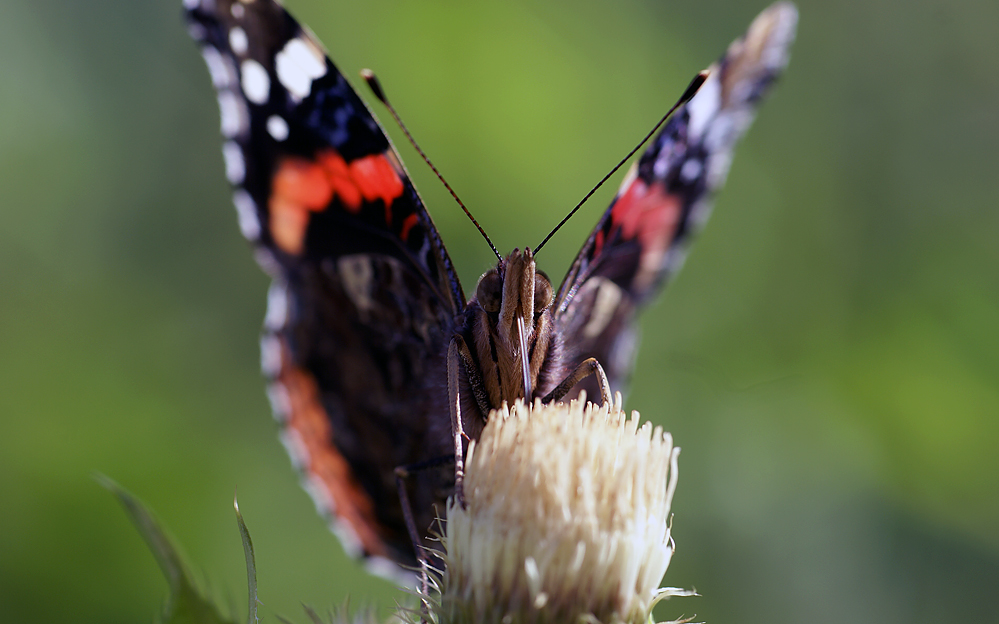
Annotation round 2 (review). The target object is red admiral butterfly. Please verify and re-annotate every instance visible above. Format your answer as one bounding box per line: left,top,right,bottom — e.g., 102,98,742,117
184,0,797,576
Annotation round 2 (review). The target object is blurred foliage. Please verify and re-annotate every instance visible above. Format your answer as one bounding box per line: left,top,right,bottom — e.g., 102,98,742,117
101,476,241,624
1,0,997,623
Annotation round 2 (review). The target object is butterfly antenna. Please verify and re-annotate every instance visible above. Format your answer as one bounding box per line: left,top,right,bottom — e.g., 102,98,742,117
534,69,708,254
363,69,502,261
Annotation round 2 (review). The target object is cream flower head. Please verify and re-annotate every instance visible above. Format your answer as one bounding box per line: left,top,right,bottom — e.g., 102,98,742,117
433,395,689,624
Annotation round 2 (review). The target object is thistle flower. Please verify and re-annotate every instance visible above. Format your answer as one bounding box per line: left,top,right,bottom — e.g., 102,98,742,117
434,395,688,624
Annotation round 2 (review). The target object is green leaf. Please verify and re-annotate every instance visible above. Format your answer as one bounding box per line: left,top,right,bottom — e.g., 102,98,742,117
97,474,238,624
233,493,259,624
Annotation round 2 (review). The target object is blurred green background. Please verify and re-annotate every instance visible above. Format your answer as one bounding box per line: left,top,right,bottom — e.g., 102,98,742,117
2,0,998,622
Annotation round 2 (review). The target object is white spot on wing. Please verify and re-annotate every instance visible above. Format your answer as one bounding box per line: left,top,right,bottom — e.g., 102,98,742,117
267,114,290,141
275,37,327,100
254,247,280,275
680,158,703,183
685,69,721,140
300,467,362,557
240,59,270,105
201,46,235,88
217,90,246,137
260,334,283,377
230,2,245,19
229,26,248,55
299,473,370,562
653,153,669,178
267,381,292,420
183,0,199,9
302,473,338,520
279,429,309,468
264,282,289,330
232,189,260,239
222,141,245,184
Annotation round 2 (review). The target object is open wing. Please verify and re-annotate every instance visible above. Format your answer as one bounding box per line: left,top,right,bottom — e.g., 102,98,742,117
186,0,464,571
555,2,798,395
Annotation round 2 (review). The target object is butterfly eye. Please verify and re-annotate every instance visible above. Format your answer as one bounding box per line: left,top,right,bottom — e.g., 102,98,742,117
534,271,553,313
476,270,503,313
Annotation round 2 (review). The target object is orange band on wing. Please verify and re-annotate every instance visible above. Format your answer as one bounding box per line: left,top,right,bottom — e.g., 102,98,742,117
399,213,419,242
272,156,334,209
593,228,605,260
268,150,404,254
278,347,390,559
269,156,333,254
349,154,404,223
269,195,313,255
610,180,682,291
318,150,362,212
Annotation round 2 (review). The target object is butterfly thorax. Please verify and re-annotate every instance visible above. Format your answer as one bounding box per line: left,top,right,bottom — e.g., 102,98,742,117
463,247,559,411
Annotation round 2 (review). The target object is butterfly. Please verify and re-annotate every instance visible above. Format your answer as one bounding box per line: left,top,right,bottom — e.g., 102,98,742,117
184,0,797,577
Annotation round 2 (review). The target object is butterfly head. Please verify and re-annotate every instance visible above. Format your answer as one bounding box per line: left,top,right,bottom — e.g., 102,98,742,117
475,248,553,335
470,248,555,405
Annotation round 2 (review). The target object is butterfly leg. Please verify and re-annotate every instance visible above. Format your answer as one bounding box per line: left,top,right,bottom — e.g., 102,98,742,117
395,454,456,620
447,333,493,506
447,336,469,507
542,357,612,405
